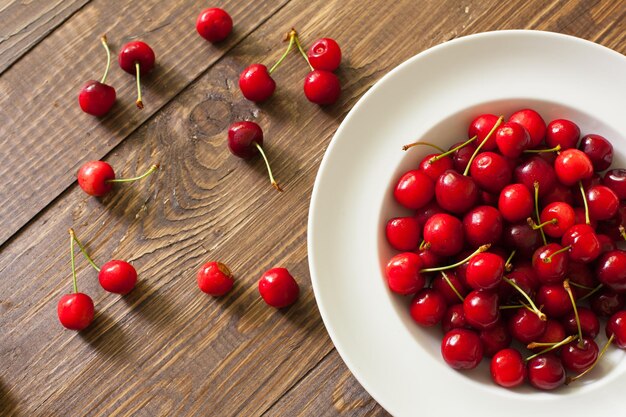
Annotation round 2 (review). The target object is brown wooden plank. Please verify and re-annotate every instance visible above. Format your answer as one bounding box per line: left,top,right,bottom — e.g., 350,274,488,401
0,0,289,247
0,0,90,74
0,0,625,416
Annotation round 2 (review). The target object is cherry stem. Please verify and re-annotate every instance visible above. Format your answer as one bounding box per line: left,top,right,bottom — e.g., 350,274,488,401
504,250,516,271
70,231,78,293
523,144,561,154
420,244,490,273
499,304,525,310
291,29,314,71
441,271,464,302
269,30,296,74
619,225,626,241
533,181,548,245
427,136,477,162
135,62,144,109
566,334,614,384
578,283,603,302
578,181,591,225
569,281,595,291
418,240,430,251
563,279,584,348
463,116,503,176
503,276,546,321
527,217,557,230
401,141,446,153
543,245,571,263
100,35,111,84
107,164,159,183
525,335,577,361
69,229,101,272
254,142,282,192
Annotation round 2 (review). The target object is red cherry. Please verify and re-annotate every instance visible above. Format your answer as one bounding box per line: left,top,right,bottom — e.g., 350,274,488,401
450,140,478,172
431,271,468,304
532,243,569,284
303,70,340,105
441,328,483,369
568,262,596,298
508,308,546,344
442,304,468,333
469,152,512,194
498,269,536,304
508,109,546,147
579,134,613,172
463,290,500,330
514,156,556,197
307,38,341,71
98,260,137,295
590,288,625,317
491,348,526,388
597,233,617,254
561,337,598,373
536,284,572,318
465,253,504,291
562,307,600,338
480,321,512,357
587,185,619,220
386,217,421,251
414,200,445,227
435,170,478,214
495,122,531,158
239,64,276,102
468,114,499,151
596,250,626,292
77,161,115,197
419,153,453,181
462,206,503,248
57,293,95,331
258,267,299,308
423,213,464,257
554,149,594,186
527,354,566,390
532,320,566,351
118,41,155,109
385,252,424,294
197,261,234,296
79,35,116,116
545,119,580,150
416,247,442,269
409,288,447,327
541,182,575,206
394,170,434,210
498,184,533,223
539,202,575,238
196,8,233,43
606,311,626,348
502,222,542,257
603,169,626,200
561,224,601,263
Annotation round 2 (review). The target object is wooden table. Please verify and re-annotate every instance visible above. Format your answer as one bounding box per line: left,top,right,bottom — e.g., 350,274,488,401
0,0,624,415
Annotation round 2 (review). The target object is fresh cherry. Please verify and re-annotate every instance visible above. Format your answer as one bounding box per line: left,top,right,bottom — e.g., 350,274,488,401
463,290,500,330
435,170,478,214
502,222,541,257
57,293,95,331
603,169,626,200
579,134,613,172
532,320,566,351
394,170,434,210
508,307,546,344
386,217,421,251
465,253,504,290
561,224,601,262
514,156,556,197
606,311,626,348
303,70,341,105
423,213,464,257
494,122,530,158
463,205,503,248
586,185,619,220
562,307,600,339
409,288,447,327
536,284,572,318
118,41,155,109
432,271,468,304
385,252,424,294
554,149,594,186
561,337,599,373
414,200,445,227
197,261,234,296
532,243,569,284
99,260,137,295
196,8,233,43
307,38,341,71
545,119,580,150
441,328,483,369
538,201,575,238
590,288,625,317
596,250,626,292
442,304,468,333
79,35,116,116
258,267,299,308
508,109,546,147
490,348,526,388
469,152,512,194
419,153,453,181
527,354,566,390
239,64,276,102
468,114,499,151
480,321,512,357
498,184,533,223
450,140,478,173
77,160,158,197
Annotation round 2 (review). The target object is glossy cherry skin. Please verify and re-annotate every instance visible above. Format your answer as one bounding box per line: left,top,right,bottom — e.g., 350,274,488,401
469,152,512,194
409,289,447,327
462,205,502,248
554,149,594,186
603,169,626,200
465,253,504,290
606,311,626,348
561,224,601,263
597,205,626,240
227,121,263,158
545,119,580,150
536,284,572,318
419,153,453,181
561,337,599,373
541,182,575,206
502,222,541,257
568,262,596,298
596,250,626,292
495,122,530,158
527,354,566,390
416,247,442,269
491,348,526,388
587,185,619,220
579,134,613,171
498,184,533,223
539,202,575,238
508,308,546,344
258,268,299,308
431,271,468,305
197,261,234,296
532,243,569,284
239,64,276,102
307,38,341,71
303,70,340,105
514,156,556,197
98,260,137,294
468,114,499,151
394,170,434,210
498,269,536,304
597,234,617,254
78,81,116,117
118,41,155,75
509,109,546,147
441,328,483,369
532,320,566,351
414,200,445,227
435,170,478,214
196,8,232,43
385,252,424,294
463,290,500,330
562,307,600,338
77,160,115,196
423,213,464,257
442,304,468,333
590,288,625,317
450,140,478,173
385,217,421,251
479,321,512,357
57,293,95,330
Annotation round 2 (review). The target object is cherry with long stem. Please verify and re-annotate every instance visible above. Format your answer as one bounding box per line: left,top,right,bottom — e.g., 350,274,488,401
523,144,561,154
503,276,546,320
533,181,548,245
269,30,296,74
70,231,79,293
69,228,101,272
462,116,503,176
107,164,159,184
401,141,446,153
563,279,584,348
566,334,614,384
526,335,577,361
543,245,572,263
504,250,516,271
425,136,477,163
135,62,143,109
441,271,464,302
255,143,282,192
420,244,490,273
291,28,314,71
100,35,111,85
578,181,591,225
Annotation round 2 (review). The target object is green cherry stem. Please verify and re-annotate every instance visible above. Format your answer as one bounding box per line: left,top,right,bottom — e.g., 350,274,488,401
269,30,296,74
619,225,626,241
135,62,143,109
107,164,159,184
569,281,595,291
543,245,571,263
504,249,516,272
69,229,101,272
527,217,557,230
291,29,314,71
526,335,577,361
401,141,446,153
420,244,490,273
578,283,603,302
463,116,503,176
427,136,477,163
566,334,614,384
100,35,112,84
503,276,546,321
69,230,78,293
578,181,591,225
255,143,282,192
441,271,464,302
533,181,548,245
563,279,584,348
523,144,561,154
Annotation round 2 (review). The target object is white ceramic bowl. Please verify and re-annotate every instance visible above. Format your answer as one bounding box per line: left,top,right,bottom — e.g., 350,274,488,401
308,30,626,417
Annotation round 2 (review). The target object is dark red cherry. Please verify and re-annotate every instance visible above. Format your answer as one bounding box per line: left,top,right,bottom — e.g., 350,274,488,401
568,262,596,298
409,288,447,327
419,153,453,181
539,202,575,238
596,250,626,292
536,284,572,318
462,205,502,248
416,247,442,269
561,337,599,373
590,288,625,317
468,114,499,151
239,64,276,102
465,253,504,290
79,81,116,117
479,321,512,357
597,234,617,254
441,328,483,369
414,200,446,227
196,8,233,43
227,120,263,158
386,217,421,251
587,185,619,220
432,272,468,305
562,307,600,338
514,156,556,197
603,169,626,200
307,38,342,71
532,320,566,351
527,354,566,390
508,308,546,344
545,119,580,150
606,311,626,348
423,213,464,257
385,252,424,295
502,222,542,257
450,140,478,173
532,243,569,284
498,184,533,223
495,122,530,158
469,152,512,194
554,149,594,186
303,70,341,105
597,204,626,240
579,134,613,172
508,109,546,147
463,290,500,330
435,170,478,214
394,170,435,210
491,348,526,388
541,182,575,206
118,41,155,75
498,268,536,304
441,304,469,333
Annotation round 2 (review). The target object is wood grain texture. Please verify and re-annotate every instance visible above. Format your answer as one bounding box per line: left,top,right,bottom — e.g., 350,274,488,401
0,0,90,74
0,0,625,416
0,0,289,247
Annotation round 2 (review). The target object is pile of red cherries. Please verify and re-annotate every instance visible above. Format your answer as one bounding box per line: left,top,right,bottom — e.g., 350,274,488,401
385,108,626,390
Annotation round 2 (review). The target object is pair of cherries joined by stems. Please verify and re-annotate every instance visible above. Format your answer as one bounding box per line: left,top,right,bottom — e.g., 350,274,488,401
57,229,137,330
386,108,626,390
79,35,155,116
240,29,342,105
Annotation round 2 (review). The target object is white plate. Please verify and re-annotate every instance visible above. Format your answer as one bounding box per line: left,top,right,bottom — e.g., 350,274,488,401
308,30,626,417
